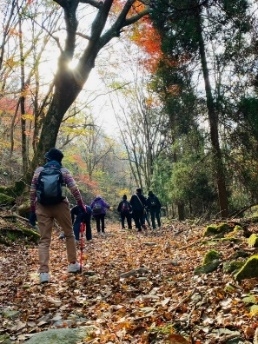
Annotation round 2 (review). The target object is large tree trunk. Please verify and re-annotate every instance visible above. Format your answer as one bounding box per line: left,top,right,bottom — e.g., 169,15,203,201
196,9,229,218
26,0,149,182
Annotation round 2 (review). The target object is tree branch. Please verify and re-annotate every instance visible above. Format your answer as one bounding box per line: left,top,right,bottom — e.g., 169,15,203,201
79,0,103,9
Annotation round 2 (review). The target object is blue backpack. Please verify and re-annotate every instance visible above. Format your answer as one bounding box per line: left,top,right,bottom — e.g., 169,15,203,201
36,167,65,205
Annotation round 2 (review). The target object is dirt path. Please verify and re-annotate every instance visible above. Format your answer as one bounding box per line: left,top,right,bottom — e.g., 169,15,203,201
0,222,256,343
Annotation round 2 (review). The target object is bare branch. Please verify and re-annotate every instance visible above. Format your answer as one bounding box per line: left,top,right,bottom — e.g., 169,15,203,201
79,0,103,9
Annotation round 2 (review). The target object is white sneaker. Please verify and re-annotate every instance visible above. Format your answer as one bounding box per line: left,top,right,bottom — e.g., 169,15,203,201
40,272,49,283
68,262,81,273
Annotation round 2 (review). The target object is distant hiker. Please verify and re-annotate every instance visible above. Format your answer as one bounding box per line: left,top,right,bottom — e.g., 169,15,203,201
117,194,132,229
29,148,87,284
90,196,110,236
71,204,92,242
129,188,147,232
146,191,162,229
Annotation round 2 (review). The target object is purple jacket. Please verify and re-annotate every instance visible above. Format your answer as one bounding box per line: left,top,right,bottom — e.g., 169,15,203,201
90,197,110,215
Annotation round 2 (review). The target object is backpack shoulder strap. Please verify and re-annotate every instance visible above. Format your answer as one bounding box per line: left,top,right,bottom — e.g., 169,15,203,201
135,194,143,207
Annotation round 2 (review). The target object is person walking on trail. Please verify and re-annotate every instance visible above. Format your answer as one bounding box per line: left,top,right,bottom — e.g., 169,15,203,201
29,148,87,284
71,204,92,242
129,188,147,232
90,196,110,236
117,194,132,230
146,191,162,229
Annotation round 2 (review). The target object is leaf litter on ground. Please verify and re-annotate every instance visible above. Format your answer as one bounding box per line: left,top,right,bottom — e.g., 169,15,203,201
0,220,258,343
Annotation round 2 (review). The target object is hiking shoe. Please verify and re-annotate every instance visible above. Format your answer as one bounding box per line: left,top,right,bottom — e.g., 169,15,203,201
68,262,81,273
40,272,49,283
59,232,65,239
100,231,105,237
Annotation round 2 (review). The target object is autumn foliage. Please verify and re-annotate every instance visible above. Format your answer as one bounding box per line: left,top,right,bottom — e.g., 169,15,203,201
112,0,162,72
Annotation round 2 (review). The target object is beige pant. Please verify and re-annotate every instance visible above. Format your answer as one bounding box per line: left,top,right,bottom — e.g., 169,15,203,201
36,200,76,273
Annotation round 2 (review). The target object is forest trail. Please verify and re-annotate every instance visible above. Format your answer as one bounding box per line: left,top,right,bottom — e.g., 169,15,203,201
0,221,257,343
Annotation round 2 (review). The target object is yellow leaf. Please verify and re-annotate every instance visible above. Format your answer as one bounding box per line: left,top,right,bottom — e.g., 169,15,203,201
21,113,34,121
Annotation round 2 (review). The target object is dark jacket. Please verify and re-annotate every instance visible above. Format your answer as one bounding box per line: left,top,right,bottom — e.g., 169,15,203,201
117,199,132,213
130,193,147,212
146,194,161,211
71,205,92,224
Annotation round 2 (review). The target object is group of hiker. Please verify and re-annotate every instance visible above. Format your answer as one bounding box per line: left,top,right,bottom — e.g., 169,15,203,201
29,147,162,284
117,188,161,232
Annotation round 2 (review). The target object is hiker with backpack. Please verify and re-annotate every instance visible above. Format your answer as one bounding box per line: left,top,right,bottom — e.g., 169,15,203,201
146,191,162,229
71,204,92,242
29,148,87,283
90,196,110,236
129,188,148,232
117,194,132,230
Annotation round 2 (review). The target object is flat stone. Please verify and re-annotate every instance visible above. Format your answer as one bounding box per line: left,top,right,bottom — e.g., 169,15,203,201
26,326,95,344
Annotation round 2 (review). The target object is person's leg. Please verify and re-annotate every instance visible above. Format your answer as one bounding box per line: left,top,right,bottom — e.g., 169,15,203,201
85,215,92,240
134,211,141,231
53,201,77,264
127,214,132,229
101,214,105,232
140,211,146,229
73,221,80,241
150,210,156,229
36,203,54,273
145,213,151,226
95,215,101,232
121,213,126,228
156,210,161,227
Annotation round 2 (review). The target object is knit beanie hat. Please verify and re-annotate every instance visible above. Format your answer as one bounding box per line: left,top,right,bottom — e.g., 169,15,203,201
45,148,64,163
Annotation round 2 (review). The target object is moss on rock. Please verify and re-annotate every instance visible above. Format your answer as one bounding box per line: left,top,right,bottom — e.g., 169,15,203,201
223,260,245,274
233,225,242,231
194,260,220,275
247,234,258,247
203,249,220,264
234,255,258,281
0,226,40,245
0,179,26,198
204,223,231,237
242,295,258,305
0,193,15,206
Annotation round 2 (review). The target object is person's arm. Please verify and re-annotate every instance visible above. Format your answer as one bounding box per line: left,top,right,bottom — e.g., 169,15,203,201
29,167,43,226
102,199,110,209
29,167,43,211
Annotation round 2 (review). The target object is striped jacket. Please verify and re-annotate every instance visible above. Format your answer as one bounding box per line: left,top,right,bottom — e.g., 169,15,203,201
30,161,83,211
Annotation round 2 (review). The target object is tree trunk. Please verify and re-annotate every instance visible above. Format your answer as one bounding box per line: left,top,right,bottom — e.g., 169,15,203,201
196,9,228,218
26,0,149,182
178,202,185,221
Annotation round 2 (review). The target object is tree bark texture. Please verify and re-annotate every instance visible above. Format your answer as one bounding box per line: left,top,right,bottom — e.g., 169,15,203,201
195,8,229,218
28,0,149,180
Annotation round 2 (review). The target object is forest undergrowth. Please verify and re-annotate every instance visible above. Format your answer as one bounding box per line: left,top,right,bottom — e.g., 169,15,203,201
0,219,258,344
